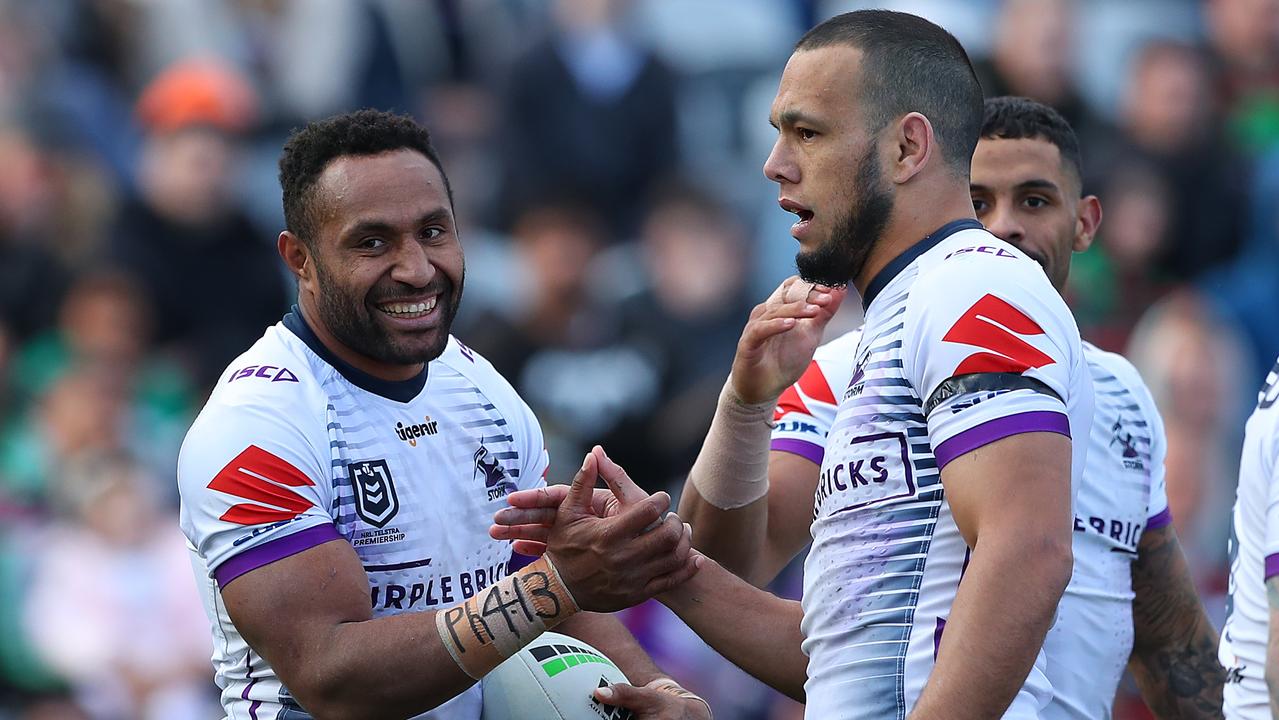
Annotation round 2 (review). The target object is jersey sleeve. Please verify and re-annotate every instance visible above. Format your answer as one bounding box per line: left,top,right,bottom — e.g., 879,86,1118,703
771,329,863,465
771,361,843,466
1139,374,1172,530
904,259,1081,470
1266,438,1279,581
178,398,338,588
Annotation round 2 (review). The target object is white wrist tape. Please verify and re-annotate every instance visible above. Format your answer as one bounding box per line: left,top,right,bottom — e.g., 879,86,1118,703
689,381,774,509
436,555,579,679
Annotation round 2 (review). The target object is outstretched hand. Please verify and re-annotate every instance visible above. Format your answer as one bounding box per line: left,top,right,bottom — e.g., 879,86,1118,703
731,276,845,405
501,447,700,611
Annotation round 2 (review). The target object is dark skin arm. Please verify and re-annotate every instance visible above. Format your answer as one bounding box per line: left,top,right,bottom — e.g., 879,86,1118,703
1127,524,1226,719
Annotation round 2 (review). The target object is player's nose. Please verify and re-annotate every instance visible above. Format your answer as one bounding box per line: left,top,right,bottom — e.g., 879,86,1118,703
984,208,1025,245
388,238,436,287
763,138,799,185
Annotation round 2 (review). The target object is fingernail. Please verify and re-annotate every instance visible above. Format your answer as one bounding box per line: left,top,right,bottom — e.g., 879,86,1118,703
805,304,819,312
596,686,614,701
581,455,590,472
684,522,692,535
783,318,796,326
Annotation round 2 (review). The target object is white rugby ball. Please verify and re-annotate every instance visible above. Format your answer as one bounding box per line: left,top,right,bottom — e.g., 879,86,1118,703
481,631,634,720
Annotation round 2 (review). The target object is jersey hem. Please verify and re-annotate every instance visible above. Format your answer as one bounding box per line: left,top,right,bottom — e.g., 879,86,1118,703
214,523,342,587
933,410,1070,469
771,438,825,465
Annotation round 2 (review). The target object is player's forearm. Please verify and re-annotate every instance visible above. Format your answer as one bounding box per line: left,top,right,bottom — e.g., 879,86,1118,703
659,556,807,700
559,612,665,687
264,558,578,720
680,485,771,583
1128,526,1225,719
909,533,1071,720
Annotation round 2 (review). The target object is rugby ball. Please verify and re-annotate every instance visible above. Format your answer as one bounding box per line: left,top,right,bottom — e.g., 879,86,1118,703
481,631,634,720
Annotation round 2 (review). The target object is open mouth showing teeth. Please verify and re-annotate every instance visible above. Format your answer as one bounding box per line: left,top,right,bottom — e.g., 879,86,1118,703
796,210,814,223
380,297,438,318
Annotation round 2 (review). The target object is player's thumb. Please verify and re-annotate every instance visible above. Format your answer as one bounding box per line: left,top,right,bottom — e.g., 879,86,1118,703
594,682,660,713
563,452,599,514
592,445,648,506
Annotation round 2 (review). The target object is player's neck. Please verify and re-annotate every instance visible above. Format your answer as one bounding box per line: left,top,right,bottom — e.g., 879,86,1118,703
852,191,977,296
297,298,426,382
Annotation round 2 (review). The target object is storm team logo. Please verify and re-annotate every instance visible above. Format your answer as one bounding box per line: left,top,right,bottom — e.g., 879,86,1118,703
474,446,516,501
348,459,400,528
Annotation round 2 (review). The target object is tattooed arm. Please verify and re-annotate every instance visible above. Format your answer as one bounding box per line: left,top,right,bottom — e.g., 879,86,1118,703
1128,524,1226,719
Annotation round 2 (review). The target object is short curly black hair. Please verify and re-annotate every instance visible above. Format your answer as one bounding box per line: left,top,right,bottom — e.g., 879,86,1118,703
981,96,1083,185
278,109,453,244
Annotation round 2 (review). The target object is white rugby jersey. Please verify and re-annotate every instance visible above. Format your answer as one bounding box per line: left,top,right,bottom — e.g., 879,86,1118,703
178,308,548,720
1221,357,1279,719
780,220,1093,719
775,333,1166,720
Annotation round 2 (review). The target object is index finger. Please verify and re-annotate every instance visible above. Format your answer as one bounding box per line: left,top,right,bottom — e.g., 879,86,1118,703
505,485,570,509
591,446,648,507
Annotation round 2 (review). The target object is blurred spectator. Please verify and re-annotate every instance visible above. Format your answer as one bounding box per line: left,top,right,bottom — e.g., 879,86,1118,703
1204,0,1279,152
3,271,195,488
22,451,215,720
0,125,71,346
464,201,661,485
972,0,1109,142
496,0,679,238
0,363,130,511
1090,40,1248,282
109,59,288,389
1126,289,1250,588
606,184,755,491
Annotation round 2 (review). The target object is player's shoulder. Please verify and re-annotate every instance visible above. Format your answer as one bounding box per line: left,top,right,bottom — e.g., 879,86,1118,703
434,336,531,416
1083,342,1146,393
185,323,333,451
203,322,330,413
916,227,1052,298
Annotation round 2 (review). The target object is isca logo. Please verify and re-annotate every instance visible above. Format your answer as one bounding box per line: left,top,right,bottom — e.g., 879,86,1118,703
395,416,439,446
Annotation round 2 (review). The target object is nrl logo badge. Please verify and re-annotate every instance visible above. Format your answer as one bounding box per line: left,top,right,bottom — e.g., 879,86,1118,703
348,459,400,528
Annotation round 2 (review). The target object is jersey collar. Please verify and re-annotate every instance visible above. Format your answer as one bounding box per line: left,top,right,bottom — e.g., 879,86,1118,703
861,218,984,311
283,305,428,403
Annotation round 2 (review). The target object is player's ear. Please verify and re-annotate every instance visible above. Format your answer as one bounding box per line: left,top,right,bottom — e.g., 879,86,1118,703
279,231,312,282
1073,195,1102,253
891,112,934,185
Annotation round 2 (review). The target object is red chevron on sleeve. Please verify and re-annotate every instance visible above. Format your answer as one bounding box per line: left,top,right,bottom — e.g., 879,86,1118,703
943,294,1056,376
208,445,317,526
774,360,837,421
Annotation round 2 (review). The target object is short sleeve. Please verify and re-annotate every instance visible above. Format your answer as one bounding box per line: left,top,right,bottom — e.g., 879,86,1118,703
1265,447,1279,581
178,400,338,587
770,330,863,466
1140,380,1172,531
904,259,1079,470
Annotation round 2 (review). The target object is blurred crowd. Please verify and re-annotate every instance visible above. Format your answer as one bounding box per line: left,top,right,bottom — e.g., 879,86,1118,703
0,0,1276,718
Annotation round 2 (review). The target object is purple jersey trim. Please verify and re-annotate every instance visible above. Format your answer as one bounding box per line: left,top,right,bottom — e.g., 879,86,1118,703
509,551,537,573
1266,554,1279,581
1146,507,1173,531
215,523,342,588
770,438,825,466
933,410,1070,470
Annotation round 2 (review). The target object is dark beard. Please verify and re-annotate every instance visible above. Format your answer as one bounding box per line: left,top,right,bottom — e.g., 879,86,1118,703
795,145,894,287
312,260,463,366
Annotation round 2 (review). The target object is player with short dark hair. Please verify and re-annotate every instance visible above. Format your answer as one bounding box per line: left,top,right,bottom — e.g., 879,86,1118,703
496,11,1092,719
683,95,1225,719
178,109,709,720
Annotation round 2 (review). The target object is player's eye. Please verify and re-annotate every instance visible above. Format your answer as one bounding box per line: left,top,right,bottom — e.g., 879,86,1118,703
420,226,445,241
358,237,386,249
796,127,818,141
971,197,989,213
1024,196,1050,209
